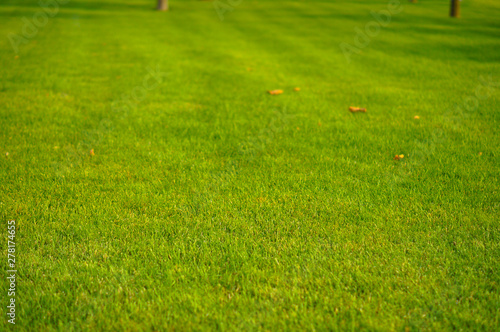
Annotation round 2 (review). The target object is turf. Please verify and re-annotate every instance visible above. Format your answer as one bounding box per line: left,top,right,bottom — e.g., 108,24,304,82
1,0,499,330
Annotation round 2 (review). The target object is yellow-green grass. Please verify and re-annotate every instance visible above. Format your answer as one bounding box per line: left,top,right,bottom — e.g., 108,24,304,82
0,0,499,330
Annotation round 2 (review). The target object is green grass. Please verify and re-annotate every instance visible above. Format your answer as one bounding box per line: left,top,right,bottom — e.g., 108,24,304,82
1,0,499,330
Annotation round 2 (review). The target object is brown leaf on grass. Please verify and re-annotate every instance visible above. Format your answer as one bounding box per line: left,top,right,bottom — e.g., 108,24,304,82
268,90,283,95
349,106,366,113
394,154,404,160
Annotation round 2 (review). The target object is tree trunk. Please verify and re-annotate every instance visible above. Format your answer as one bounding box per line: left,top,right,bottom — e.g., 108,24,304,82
450,0,460,18
157,0,168,11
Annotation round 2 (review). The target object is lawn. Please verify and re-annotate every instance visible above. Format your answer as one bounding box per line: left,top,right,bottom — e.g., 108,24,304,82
1,0,499,330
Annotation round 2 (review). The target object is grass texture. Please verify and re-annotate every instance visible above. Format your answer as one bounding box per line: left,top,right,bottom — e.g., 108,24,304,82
0,0,499,330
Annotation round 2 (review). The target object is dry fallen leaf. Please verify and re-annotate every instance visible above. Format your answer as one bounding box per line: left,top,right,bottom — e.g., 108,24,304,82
268,90,283,95
349,106,367,113
294,87,300,91
394,154,404,160
90,149,95,156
